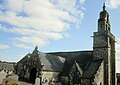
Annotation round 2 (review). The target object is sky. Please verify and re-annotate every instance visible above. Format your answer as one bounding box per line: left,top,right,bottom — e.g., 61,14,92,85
0,0,120,72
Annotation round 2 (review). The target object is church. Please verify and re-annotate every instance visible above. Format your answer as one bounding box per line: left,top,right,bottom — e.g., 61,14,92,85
15,4,116,85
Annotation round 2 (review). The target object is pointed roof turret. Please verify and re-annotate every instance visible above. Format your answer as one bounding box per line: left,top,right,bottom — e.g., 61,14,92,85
97,3,111,33
98,3,110,23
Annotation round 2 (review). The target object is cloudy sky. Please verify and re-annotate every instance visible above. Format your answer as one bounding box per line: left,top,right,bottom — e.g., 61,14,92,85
0,0,120,72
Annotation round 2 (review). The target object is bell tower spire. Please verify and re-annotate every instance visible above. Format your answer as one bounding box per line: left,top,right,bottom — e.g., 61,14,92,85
98,3,110,34
103,3,106,11
93,3,116,85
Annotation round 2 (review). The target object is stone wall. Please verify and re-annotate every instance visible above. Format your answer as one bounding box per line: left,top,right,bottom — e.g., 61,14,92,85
81,79,90,85
117,73,120,85
41,71,60,84
94,61,104,85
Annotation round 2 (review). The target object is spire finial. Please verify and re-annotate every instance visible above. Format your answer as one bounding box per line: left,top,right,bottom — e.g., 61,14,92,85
33,45,39,54
35,45,38,50
103,3,106,11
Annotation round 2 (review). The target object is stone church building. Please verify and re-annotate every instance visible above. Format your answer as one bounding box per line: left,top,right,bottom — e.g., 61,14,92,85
15,4,116,85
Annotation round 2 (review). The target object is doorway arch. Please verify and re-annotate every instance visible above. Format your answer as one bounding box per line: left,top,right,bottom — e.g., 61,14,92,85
29,67,37,84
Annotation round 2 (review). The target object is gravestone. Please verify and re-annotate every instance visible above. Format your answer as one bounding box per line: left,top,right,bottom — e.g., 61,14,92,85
8,71,13,74
0,70,7,84
35,77,40,85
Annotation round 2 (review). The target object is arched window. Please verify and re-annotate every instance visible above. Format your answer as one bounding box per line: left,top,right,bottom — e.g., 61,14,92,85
101,24,102,28
106,25,107,30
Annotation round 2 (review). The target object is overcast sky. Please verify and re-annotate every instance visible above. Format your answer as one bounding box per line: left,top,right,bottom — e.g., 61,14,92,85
0,0,120,72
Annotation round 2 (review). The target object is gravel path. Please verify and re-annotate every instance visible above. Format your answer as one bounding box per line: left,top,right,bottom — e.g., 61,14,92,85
19,81,33,85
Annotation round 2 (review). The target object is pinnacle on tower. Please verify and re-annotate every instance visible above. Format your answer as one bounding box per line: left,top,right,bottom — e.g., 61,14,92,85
33,45,39,54
35,45,38,50
103,3,106,11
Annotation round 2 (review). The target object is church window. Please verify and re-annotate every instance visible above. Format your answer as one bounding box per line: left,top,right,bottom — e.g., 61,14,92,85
100,82,102,85
106,25,107,30
108,27,110,31
101,24,102,28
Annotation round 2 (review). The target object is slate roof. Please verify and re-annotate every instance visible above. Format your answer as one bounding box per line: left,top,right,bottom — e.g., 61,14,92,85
39,53,65,72
49,51,93,63
50,51,93,76
17,48,103,78
51,51,103,78
49,51,81,59
82,59,103,78
18,50,65,72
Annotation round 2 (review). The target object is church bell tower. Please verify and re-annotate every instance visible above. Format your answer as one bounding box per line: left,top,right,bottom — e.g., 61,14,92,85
93,3,116,85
